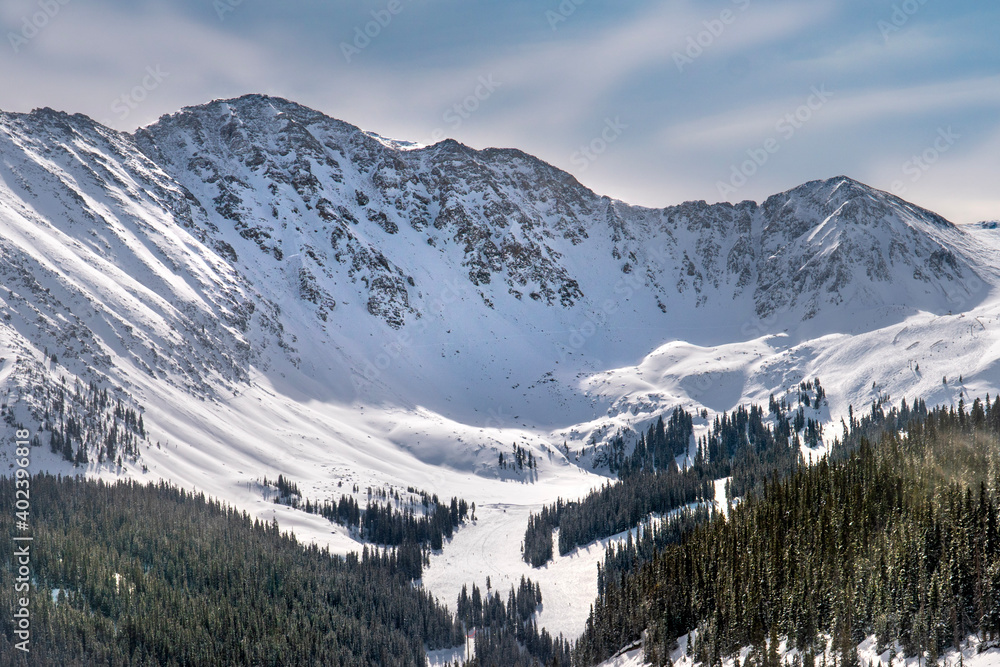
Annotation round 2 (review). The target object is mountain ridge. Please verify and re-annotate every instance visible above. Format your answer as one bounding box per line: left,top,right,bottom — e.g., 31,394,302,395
1,93,994,432
2,96,1000,642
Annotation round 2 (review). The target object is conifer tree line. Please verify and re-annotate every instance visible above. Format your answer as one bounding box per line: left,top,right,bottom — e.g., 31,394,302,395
523,383,826,567
574,394,1000,666
2,374,148,468
456,577,572,666
595,504,714,595
0,474,463,665
499,443,538,471
523,470,714,567
613,407,695,477
265,475,469,578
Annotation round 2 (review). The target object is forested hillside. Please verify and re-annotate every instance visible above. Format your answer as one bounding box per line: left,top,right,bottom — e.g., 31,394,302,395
0,475,463,665
575,396,1000,666
524,383,826,567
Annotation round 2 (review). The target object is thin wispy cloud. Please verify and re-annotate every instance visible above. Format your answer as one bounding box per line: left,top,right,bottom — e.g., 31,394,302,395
0,0,996,222
663,75,1000,151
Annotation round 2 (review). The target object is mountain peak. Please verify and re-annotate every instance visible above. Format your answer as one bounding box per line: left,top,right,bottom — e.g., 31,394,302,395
771,174,954,229
2,94,984,346
139,94,367,143
0,95,996,518
783,175,884,202
172,93,311,116
0,106,106,138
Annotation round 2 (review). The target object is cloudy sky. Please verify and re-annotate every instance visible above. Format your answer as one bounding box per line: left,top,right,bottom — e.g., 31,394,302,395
2,0,997,222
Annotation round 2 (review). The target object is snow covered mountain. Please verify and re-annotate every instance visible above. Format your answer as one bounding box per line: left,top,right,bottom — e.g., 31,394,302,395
2,94,999,641
129,95,984,334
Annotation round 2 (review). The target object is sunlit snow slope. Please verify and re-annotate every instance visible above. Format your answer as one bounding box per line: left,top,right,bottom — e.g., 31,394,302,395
2,95,999,640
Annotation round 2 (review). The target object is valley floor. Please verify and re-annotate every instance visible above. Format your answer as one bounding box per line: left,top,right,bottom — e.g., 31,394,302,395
423,503,630,642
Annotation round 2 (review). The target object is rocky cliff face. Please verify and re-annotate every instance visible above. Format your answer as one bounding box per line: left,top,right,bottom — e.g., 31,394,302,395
126,95,983,333
752,177,972,320
0,106,279,400
133,96,597,329
0,94,989,410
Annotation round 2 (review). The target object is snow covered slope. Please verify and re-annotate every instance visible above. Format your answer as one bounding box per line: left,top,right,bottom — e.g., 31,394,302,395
2,94,999,640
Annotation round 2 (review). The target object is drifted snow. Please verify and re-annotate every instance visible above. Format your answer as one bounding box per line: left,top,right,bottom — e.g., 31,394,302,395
1,96,999,644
